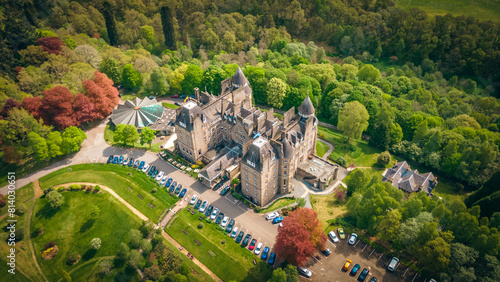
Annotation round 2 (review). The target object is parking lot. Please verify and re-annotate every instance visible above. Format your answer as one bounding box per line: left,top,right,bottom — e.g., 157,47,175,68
300,229,426,282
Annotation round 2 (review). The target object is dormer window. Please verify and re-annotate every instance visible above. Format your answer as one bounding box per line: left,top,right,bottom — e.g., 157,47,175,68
247,160,255,168
179,121,186,128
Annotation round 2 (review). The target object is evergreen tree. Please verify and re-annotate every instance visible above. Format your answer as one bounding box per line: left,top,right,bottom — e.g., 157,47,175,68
160,5,175,50
102,2,118,46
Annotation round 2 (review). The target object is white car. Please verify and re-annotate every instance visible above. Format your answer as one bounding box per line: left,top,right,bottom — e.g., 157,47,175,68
254,242,263,255
221,216,229,227
210,208,219,220
266,212,280,221
230,227,239,238
160,175,168,185
155,171,165,181
329,231,339,243
388,257,399,271
122,158,129,165
348,233,358,245
189,195,198,205
142,164,150,173
199,201,208,213
298,267,312,278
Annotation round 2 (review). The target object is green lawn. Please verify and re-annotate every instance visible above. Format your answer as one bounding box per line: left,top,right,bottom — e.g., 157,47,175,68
162,102,179,109
31,190,143,281
260,198,296,214
104,125,162,152
316,140,331,158
396,0,500,22
68,257,141,282
167,209,273,282
39,164,178,223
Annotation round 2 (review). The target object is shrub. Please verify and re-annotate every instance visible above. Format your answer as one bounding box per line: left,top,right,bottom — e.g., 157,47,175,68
152,187,158,193
69,184,81,191
15,203,27,215
0,194,6,208
254,206,262,212
43,186,55,196
67,252,80,265
377,151,391,166
56,186,65,192
197,223,204,229
44,241,56,250
336,157,347,167
221,240,226,244
91,238,102,250
34,223,45,236
46,191,64,208
85,186,93,193
94,185,101,192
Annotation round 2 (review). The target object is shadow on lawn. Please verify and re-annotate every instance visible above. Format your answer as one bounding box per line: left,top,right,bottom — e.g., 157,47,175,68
79,219,95,233
35,203,59,219
82,249,97,261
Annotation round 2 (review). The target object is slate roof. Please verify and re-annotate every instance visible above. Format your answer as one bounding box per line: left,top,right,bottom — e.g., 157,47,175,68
199,146,241,181
298,95,315,118
232,67,249,89
111,97,163,128
242,137,275,172
382,161,437,193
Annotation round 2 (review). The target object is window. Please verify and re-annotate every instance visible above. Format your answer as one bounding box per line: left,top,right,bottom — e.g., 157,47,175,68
245,177,248,181
246,188,248,191
254,193,257,197
284,171,287,176
284,160,287,164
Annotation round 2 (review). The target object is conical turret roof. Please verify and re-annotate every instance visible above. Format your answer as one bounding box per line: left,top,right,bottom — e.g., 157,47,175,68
298,95,315,118
232,67,249,89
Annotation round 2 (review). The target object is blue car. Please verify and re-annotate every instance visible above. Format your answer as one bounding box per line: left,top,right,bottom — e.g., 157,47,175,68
138,161,145,170
128,158,134,167
261,247,270,260
179,188,187,198
350,264,361,276
268,253,276,265
113,156,118,164
170,181,177,192
272,216,284,224
118,156,124,164
165,178,173,187
107,155,113,164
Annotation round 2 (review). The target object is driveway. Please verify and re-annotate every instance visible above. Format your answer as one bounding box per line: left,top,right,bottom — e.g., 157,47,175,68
300,229,425,282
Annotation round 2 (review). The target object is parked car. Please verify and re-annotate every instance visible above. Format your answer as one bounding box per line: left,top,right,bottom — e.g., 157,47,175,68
216,212,224,224
320,248,332,257
349,233,358,245
220,186,230,196
261,247,270,260
342,259,352,271
194,199,202,210
170,181,177,191
272,216,284,224
268,253,276,265
156,171,165,181
358,268,369,282
180,94,187,99
298,267,312,278
138,161,145,170
174,102,181,106
220,216,229,227
210,208,219,220
199,201,208,213
248,239,257,250
235,231,244,243
369,278,377,282
189,195,198,205
128,158,134,167
118,156,124,164
133,160,140,168
350,264,361,276
179,189,187,198
387,257,399,272
113,156,118,164
122,157,128,165
174,185,181,194
151,169,158,178
230,227,239,238
338,228,345,239
241,234,251,247
160,175,168,185
225,219,235,233
266,212,280,221
204,205,213,216
329,231,340,243
107,155,113,164
141,164,150,173
171,94,179,98
165,178,173,187
254,242,263,255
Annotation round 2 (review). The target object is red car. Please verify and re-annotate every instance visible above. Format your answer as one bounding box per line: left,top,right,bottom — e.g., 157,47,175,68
171,94,179,98
249,239,257,250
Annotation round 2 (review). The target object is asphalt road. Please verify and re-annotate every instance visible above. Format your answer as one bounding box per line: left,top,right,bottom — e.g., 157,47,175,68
299,228,427,282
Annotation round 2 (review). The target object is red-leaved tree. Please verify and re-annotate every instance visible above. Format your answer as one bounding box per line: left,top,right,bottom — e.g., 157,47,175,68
83,71,119,118
274,208,327,266
21,96,45,121
36,37,64,55
1,98,21,118
73,93,97,125
42,86,76,129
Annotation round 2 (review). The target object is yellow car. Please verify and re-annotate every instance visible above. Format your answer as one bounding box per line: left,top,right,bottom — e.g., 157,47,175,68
338,228,345,239
342,259,352,271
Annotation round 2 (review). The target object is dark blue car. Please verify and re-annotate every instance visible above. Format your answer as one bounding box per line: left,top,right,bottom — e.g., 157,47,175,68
165,178,173,187
113,156,118,164
261,247,270,260
118,156,124,164
350,264,361,276
179,188,187,198
107,155,113,164
273,216,284,224
138,161,145,170
268,253,276,265
170,181,177,192
128,158,134,167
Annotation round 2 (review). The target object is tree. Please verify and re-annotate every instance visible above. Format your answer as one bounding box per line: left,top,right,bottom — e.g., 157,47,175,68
149,67,169,95
127,249,143,268
118,242,130,259
139,127,155,148
202,28,218,50
141,25,155,44
90,205,100,219
91,238,102,250
140,239,152,254
357,64,381,84
61,126,87,154
97,258,113,276
160,5,175,49
46,190,64,208
114,124,140,146
377,151,391,167
269,265,299,282
144,265,161,281
267,78,287,109
84,70,120,119
129,229,142,248
181,64,203,95
417,237,451,273
377,210,402,242
345,169,370,195
28,132,49,161
100,58,121,85
37,37,64,55
74,45,102,68
19,45,49,67
102,2,118,46
201,65,228,95
122,64,142,89
42,86,76,129
338,101,369,142
274,208,327,266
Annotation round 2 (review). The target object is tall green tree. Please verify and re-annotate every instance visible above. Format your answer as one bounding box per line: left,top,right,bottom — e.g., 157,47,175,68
140,127,155,148
28,131,49,161
62,126,87,154
267,77,287,109
181,64,203,94
102,1,118,46
100,58,121,85
337,101,369,142
160,5,175,49
149,67,169,95
201,65,228,95
114,124,139,146
122,64,142,89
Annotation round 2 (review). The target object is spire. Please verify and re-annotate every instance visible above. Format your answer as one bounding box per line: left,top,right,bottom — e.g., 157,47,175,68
232,66,249,89
298,95,315,118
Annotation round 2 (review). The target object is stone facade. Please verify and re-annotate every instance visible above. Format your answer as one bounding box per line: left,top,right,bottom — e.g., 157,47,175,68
174,67,318,206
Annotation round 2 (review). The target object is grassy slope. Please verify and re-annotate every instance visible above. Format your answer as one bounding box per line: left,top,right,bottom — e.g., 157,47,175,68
167,209,273,282
396,0,500,22
259,198,296,214
39,164,177,223
162,102,179,109
31,191,142,281
315,140,331,158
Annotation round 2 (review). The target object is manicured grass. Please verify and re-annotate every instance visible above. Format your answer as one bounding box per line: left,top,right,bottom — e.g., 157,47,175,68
0,259,30,282
31,190,142,281
162,102,179,109
396,0,500,22
104,125,162,152
315,140,331,158
167,209,273,282
39,164,177,223
68,257,141,282
259,198,296,214
0,182,34,217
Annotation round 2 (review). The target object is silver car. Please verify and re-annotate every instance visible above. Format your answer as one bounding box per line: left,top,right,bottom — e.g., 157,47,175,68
199,201,208,213
348,233,358,245
210,208,219,220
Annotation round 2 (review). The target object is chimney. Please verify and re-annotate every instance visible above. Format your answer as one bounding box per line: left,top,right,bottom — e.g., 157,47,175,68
194,87,200,102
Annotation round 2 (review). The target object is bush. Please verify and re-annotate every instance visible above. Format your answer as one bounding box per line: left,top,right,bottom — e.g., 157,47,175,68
253,206,262,212
197,223,204,229
43,186,55,196
180,263,191,276
152,187,158,193
336,157,347,167
94,185,101,192
221,240,226,244
91,238,101,250
69,184,81,191
67,252,80,265
46,190,64,208
377,151,391,166
34,223,45,235
15,203,27,215
44,241,56,250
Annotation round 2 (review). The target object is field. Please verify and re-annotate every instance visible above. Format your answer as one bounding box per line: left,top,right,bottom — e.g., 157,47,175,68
167,209,273,282
315,140,331,158
104,125,162,152
39,164,177,222
396,0,500,22
31,190,143,281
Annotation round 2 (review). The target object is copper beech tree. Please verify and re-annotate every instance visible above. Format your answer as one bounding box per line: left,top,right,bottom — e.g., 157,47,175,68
274,207,327,266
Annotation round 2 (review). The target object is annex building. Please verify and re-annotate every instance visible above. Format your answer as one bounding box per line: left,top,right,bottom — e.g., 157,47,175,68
174,67,336,206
